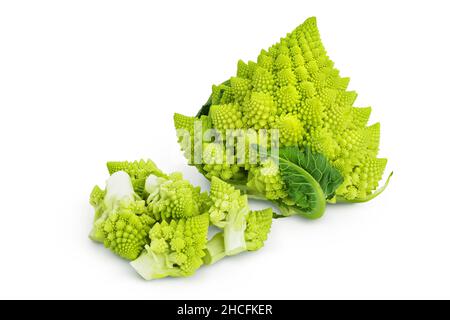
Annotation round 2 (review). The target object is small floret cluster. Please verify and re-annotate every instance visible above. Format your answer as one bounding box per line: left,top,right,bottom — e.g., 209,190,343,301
90,160,273,280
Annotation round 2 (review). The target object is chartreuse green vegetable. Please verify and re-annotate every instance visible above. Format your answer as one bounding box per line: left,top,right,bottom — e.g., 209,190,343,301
89,171,146,243
89,159,274,279
245,208,273,251
107,160,168,198
89,171,156,260
90,17,392,280
102,203,154,260
204,208,273,265
131,214,210,280
208,177,250,255
145,172,211,221
174,17,391,219
203,177,273,265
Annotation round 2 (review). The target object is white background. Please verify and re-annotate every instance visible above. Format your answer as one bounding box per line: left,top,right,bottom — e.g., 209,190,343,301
1,0,449,300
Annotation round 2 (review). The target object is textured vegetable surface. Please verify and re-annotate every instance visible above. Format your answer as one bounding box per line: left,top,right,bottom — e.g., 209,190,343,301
131,214,210,280
174,17,391,218
89,159,273,280
89,17,391,281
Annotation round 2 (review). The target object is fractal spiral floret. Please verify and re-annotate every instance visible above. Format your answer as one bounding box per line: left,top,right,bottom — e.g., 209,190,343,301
131,214,210,280
174,17,391,219
89,159,272,279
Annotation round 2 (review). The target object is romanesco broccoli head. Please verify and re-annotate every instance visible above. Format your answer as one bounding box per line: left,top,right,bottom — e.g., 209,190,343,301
174,16,391,213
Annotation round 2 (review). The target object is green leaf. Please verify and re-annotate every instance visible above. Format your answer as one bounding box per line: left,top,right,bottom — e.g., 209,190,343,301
277,156,326,219
196,96,213,118
248,146,343,219
267,147,344,219
278,147,344,200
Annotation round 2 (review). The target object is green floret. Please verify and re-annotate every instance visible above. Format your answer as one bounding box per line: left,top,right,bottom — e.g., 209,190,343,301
204,208,273,265
145,173,210,221
91,158,275,278
89,185,106,222
247,159,288,201
174,114,211,165
201,142,244,181
245,208,273,251
199,191,213,214
102,202,155,260
89,171,142,242
209,177,250,256
106,160,168,197
210,104,244,131
242,92,277,129
130,214,210,280
107,159,166,179
277,114,304,146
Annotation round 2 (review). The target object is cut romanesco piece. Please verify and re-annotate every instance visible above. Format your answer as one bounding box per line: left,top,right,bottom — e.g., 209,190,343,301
245,208,273,251
107,159,167,179
208,177,250,256
101,202,155,260
106,160,168,198
204,208,273,265
89,171,142,243
90,159,275,278
145,173,211,221
203,232,226,265
130,213,210,280
89,185,106,222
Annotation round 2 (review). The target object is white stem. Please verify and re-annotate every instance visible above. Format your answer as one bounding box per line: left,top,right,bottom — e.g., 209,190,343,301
224,225,247,256
104,171,135,208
